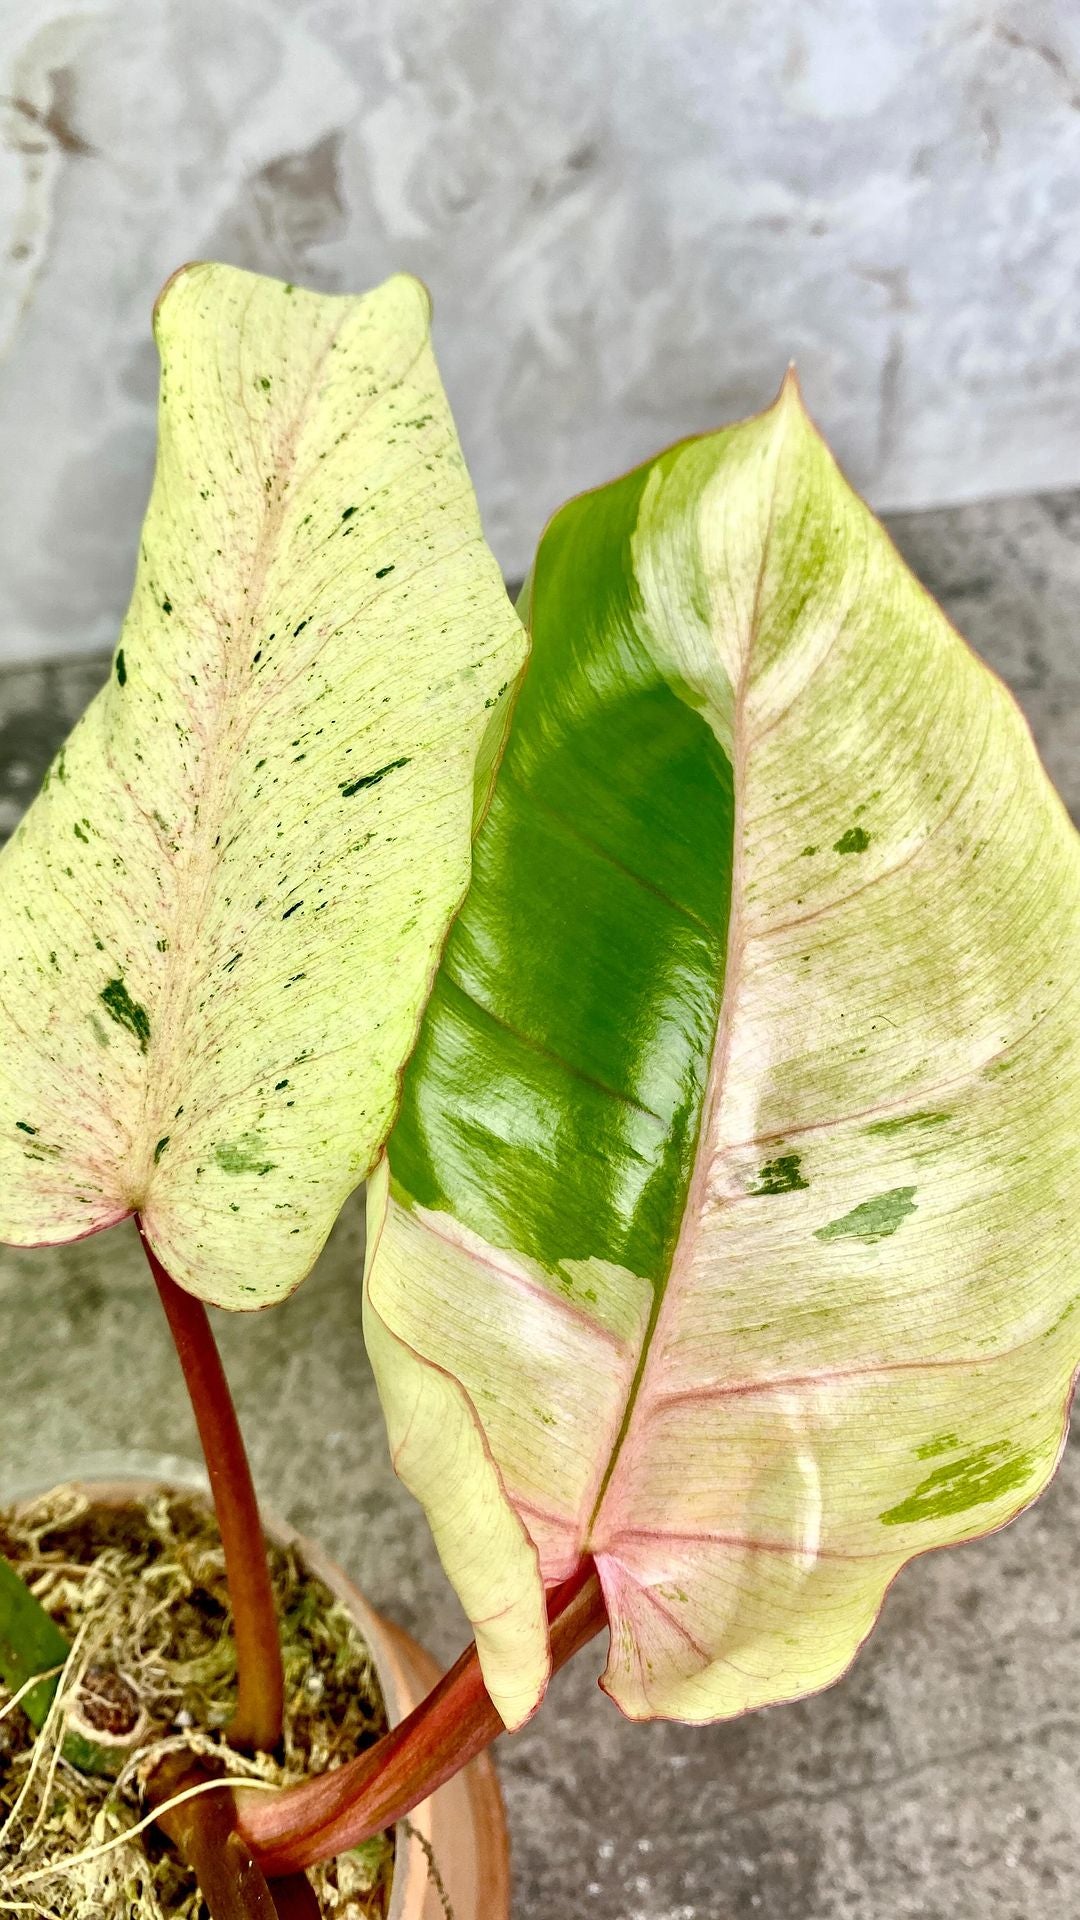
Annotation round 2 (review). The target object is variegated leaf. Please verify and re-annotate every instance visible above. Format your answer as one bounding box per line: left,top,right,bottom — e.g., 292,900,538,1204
0,263,525,1308
366,376,1080,1728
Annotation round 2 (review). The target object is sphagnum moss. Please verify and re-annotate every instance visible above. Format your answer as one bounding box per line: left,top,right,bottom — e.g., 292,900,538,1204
0,1488,393,1919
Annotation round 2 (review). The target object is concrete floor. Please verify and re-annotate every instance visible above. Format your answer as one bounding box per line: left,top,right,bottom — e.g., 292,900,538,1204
0,488,1078,1918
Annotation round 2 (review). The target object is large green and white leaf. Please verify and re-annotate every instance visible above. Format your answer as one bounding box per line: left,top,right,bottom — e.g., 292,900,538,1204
366,376,1080,1729
0,263,525,1308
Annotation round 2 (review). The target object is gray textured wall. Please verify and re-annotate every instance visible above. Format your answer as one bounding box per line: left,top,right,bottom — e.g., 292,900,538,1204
2,0,1080,665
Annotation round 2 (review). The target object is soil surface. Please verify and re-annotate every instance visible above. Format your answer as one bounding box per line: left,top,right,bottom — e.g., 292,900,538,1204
0,1486,393,1918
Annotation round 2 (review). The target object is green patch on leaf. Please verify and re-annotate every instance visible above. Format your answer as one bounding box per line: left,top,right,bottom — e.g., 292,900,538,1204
915,1430,960,1460
340,756,409,799
880,1441,1033,1526
42,745,67,791
213,1134,276,1176
834,826,870,854
866,1110,950,1137
99,978,151,1053
814,1185,917,1244
115,649,127,687
749,1153,809,1195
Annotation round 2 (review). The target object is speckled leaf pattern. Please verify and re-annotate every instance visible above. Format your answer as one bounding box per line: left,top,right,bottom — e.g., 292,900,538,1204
366,378,1080,1729
0,263,525,1308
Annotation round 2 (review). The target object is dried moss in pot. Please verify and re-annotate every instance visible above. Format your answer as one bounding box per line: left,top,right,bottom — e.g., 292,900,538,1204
0,1486,394,1919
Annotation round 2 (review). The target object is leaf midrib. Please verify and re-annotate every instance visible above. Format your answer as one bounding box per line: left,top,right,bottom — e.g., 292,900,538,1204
585,426,786,1541
134,303,349,1205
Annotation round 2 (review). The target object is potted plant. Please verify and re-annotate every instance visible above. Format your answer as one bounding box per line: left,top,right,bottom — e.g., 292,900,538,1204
0,261,1076,1918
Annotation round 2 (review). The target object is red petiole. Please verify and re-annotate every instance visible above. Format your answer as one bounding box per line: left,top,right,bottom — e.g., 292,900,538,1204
138,1222,609,1880
139,1220,285,1755
237,1560,608,1876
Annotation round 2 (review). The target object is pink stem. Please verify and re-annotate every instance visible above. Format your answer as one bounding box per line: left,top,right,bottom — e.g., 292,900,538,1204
238,1561,608,1876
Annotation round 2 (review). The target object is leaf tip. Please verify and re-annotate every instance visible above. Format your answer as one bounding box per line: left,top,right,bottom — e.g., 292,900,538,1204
151,260,208,332
772,360,812,431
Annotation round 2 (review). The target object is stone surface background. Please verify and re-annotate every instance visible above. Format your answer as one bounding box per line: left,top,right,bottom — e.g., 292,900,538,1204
0,488,1077,1917
4,1,1080,663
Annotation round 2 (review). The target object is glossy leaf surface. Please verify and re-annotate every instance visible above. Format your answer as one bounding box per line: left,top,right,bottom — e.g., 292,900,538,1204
367,378,1080,1727
0,264,525,1307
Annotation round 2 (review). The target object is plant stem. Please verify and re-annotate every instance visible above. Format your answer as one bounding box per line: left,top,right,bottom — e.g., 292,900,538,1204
151,1751,319,1919
265,1874,324,1919
138,1220,284,1754
238,1559,608,1876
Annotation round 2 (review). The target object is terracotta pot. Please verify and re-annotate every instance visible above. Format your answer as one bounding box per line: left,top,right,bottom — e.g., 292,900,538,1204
15,1478,511,1920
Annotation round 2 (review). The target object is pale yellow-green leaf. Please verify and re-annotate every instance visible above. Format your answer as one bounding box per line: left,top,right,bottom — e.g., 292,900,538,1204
368,377,1080,1725
0,262,525,1308
363,1160,550,1729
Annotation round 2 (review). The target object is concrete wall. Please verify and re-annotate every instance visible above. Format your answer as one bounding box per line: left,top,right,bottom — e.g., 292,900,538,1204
2,0,1079,664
